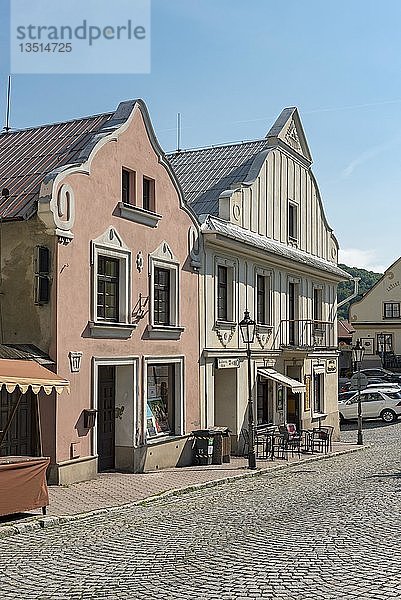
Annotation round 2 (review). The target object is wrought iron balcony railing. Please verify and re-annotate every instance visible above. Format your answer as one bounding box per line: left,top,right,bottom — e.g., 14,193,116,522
272,319,336,350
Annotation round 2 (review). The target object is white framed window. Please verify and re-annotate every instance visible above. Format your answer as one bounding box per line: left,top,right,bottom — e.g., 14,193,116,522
383,302,400,319
148,242,183,340
89,227,134,339
144,356,184,440
255,268,272,325
215,256,236,323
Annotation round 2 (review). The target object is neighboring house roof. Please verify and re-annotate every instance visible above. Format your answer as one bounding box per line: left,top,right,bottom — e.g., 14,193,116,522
338,319,355,339
0,113,111,220
0,344,53,365
168,139,272,216
202,216,349,279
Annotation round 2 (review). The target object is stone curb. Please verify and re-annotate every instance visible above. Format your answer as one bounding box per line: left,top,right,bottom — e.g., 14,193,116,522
0,444,368,540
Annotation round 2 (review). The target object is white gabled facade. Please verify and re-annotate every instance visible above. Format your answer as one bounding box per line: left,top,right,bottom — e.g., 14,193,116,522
170,107,349,450
350,257,401,369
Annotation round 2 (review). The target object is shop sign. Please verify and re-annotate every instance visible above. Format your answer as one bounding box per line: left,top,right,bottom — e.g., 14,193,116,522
326,359,337,373
216,358,240,369
304,375,311,411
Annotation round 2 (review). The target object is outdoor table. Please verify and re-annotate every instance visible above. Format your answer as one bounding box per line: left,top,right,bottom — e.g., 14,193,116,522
0,456,50,516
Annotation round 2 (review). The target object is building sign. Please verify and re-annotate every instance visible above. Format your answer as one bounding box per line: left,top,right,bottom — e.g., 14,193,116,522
326,359,337,373
361,338,374,355
216,358,240,369
304,375,311,411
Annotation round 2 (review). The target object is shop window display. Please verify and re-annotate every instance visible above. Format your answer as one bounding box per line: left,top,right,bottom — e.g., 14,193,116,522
146,364,175,438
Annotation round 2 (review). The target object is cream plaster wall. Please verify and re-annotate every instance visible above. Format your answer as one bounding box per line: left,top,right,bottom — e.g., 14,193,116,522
200,126,342,442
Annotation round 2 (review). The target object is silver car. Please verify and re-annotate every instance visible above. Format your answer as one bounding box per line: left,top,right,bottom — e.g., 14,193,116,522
338,388,401,423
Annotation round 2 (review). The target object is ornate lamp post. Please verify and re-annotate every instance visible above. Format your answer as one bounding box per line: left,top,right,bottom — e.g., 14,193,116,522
239,310,256,469
352,339,365,445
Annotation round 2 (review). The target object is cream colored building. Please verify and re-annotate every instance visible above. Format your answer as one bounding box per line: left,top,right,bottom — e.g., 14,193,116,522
169,107,349,447
350,257,401,368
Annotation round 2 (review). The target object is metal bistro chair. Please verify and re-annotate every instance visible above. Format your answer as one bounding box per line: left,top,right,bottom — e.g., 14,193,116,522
309,426,334,454
277,423,302,458
255,424,276,459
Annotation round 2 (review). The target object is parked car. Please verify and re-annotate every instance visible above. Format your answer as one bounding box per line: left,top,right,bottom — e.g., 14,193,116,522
338,379,400,394
338,388,401,423
339,391,358,402
359,368,401,384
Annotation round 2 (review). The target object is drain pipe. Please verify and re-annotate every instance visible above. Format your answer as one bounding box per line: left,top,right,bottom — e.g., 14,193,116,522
337,277,361,309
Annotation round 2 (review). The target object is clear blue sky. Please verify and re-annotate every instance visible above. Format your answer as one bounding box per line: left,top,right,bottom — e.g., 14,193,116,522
1,0,400,273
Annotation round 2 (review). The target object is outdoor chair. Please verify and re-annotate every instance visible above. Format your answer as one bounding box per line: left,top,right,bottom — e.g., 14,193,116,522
278,424,301,458
309,426,334,454
255,424,276,459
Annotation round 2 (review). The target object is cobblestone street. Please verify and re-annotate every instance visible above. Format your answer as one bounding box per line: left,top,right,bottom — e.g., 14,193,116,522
1,422,401,599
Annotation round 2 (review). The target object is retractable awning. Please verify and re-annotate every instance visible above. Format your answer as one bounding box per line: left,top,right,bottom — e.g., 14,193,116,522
0,359,70,395
258,368,306,394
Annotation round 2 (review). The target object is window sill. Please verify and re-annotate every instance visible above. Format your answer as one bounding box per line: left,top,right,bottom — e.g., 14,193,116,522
215,320,237,329
117,202,162,228
145,433,188,446
145,325,184,340
88,321,136,339
256,324,273,332
311,412,327,422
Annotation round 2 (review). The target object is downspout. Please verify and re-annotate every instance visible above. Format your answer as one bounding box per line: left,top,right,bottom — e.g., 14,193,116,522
337,277,360,309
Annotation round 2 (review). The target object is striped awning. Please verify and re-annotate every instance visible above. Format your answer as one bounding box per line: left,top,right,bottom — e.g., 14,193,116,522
258,368,306,394
0,359,70,395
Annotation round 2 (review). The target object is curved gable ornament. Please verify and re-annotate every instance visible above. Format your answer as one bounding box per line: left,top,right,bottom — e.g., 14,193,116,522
38,182,76,244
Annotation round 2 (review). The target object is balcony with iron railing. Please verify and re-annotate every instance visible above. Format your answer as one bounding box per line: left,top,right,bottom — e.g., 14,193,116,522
271,319,336,351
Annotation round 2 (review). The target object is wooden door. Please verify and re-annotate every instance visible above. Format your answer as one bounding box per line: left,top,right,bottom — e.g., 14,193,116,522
0,389,35,456
97,366,116,471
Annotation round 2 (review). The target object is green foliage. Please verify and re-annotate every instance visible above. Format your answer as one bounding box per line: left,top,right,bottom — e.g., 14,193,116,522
337,264,382,320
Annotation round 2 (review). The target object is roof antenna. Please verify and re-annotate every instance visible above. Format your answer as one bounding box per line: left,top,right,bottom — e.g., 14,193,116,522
3,76,11,133
176,112,181,152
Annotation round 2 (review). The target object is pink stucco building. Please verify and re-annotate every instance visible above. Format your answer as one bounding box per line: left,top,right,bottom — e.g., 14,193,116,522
0,100,201,484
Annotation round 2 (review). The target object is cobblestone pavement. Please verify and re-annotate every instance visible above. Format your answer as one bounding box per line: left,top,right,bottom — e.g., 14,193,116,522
1,422,401,599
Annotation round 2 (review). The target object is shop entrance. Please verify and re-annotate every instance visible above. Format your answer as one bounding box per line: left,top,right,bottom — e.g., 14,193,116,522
286,366,302,429
256,378,274,425
97,365,116,471
214,367,237,434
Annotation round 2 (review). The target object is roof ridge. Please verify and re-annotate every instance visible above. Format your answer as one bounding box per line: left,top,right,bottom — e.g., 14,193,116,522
0,110,112,137
167,136,269,156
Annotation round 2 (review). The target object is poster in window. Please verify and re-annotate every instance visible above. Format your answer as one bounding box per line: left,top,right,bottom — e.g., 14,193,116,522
276,385,284,411
304,375,311,411
146,403,157,438
147,397,170,435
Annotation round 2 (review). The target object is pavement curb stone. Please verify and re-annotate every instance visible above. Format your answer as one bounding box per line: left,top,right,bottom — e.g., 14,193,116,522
0,444,367,540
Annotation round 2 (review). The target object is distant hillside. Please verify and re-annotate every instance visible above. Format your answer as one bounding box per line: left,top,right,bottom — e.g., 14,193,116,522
337,264,382,320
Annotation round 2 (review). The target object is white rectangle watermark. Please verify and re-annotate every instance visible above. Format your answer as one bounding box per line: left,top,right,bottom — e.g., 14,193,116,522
10,0,150,74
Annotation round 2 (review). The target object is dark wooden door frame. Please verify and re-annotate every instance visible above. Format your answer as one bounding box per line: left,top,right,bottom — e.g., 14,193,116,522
97,365,116,471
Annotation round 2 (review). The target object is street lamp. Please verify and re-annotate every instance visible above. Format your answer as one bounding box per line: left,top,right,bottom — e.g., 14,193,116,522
352,339,365,445
239,309,256,469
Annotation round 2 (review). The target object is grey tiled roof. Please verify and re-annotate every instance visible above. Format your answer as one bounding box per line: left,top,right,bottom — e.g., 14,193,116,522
0,113,111,220
203,216,351,279
168,139,272,216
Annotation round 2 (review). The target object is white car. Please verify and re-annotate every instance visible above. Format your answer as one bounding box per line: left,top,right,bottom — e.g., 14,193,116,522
338,388,401,423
